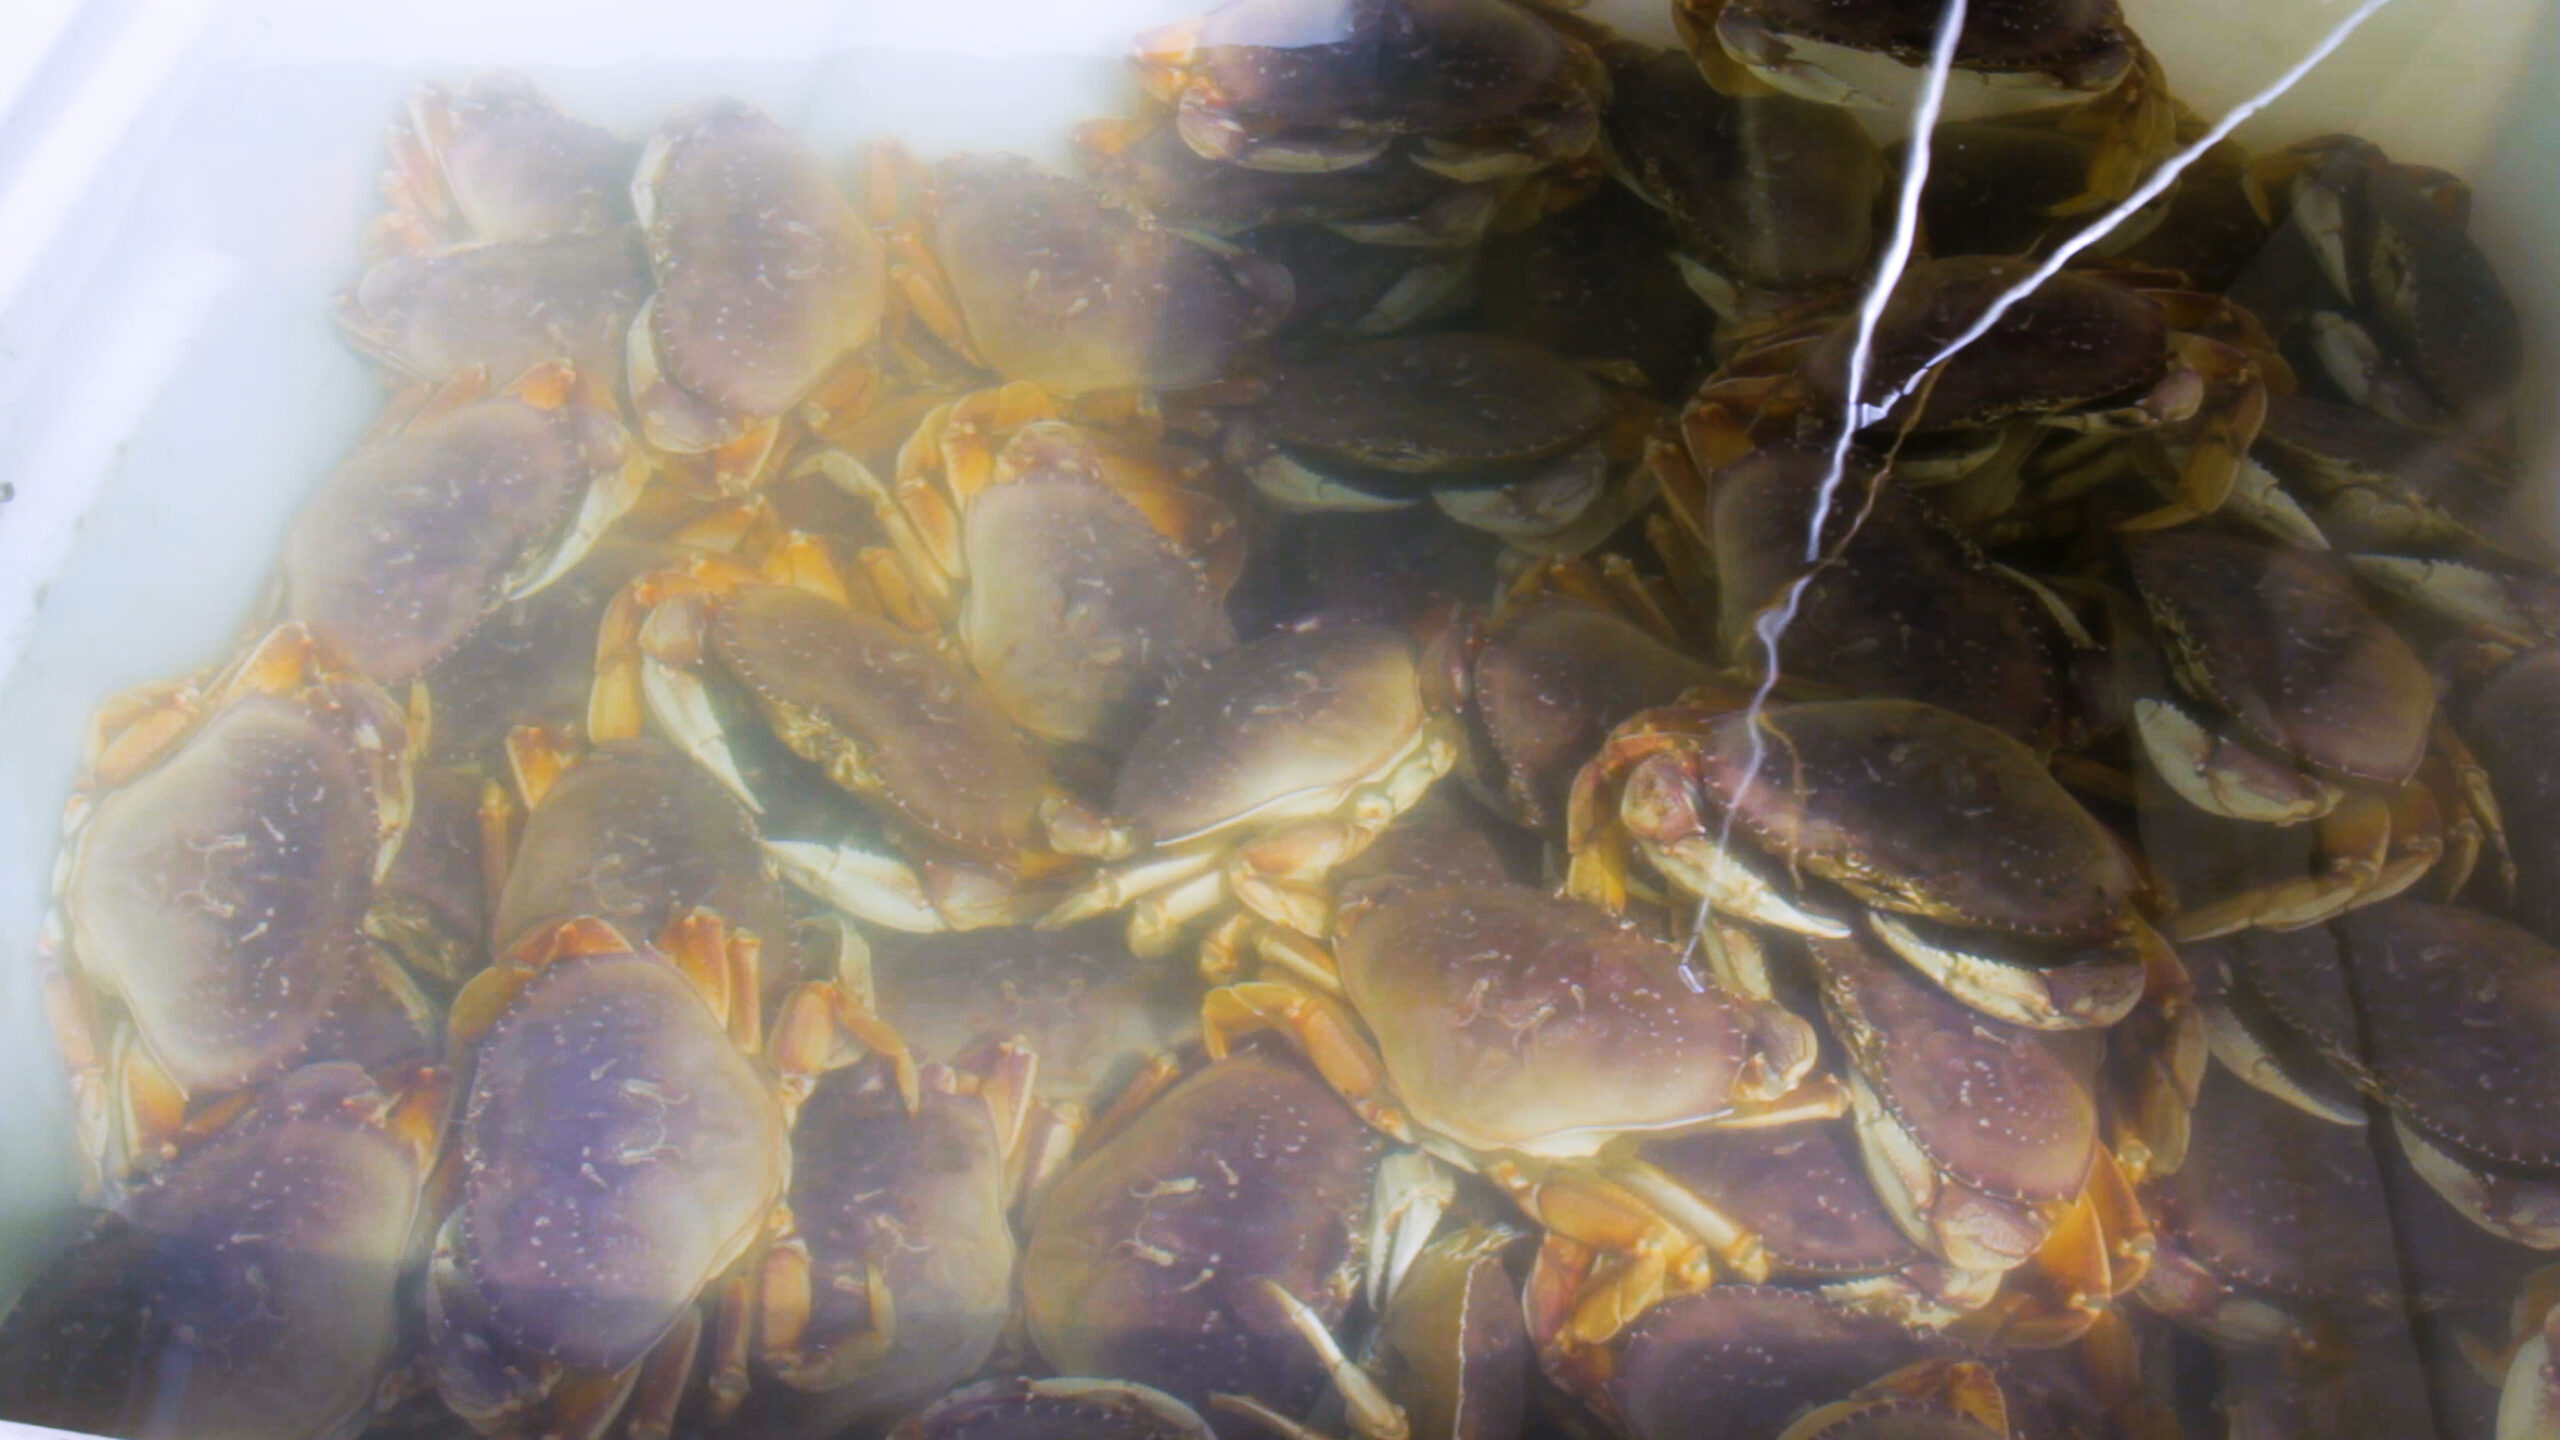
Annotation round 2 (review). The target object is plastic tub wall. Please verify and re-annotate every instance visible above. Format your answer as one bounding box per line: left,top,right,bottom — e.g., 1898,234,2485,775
0,0,2550,1372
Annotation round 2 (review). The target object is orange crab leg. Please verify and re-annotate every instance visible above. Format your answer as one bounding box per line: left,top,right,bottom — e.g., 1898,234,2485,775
1201,982,1406,1140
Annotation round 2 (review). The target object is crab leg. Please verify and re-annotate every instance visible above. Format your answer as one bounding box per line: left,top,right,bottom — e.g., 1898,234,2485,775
1201,982,1406,1141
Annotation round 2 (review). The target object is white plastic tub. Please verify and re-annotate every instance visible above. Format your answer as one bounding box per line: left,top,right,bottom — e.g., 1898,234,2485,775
0,0,2552,1417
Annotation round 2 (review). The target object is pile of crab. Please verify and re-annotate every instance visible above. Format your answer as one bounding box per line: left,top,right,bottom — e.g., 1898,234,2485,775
4,2,2559,1439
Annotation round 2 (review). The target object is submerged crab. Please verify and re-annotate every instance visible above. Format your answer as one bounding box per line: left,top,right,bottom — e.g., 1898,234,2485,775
1022,1050,1397,1424
812,383,1242,749
369,71,631,258
337,226,652,392
1477,185,1720,398
1685,256,2273,528
890,1378,1217,1440
881,150,1292,396
1231,331,1658,554
42,625,433,1187
1077,114,1506,248
2465,645,2560,944
591,543,1113,932
629,99,888,490
1675,0,2168,210
2117,529,2456,937
1131,0,1606,180
1570,696,2158,1031
276,362,648,685
0,1062,449,1440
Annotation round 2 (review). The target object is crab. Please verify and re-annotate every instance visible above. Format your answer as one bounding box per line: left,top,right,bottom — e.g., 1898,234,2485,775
1568,696,2160,1031
1042,621,1459,964
878,149,1292,396
337,225,652,392
40,624,435,1191
428,909,918,1439
2115,528,2459,937
1771,1361,2015,1440
1673,0,2174,212
590,539,1115,933
0,1061,447,1440
628,99,889,492
727,1051,1023,1440
1597,39,1880,319
1809,928,2151,1333
1077,114,1507,248
367,71,631,258
888,1378,1217,1440
2134,1060,2403,1348
2464,645,2560,945
1023,1049,1420,1427
1477,185,1720,399
1683,256,2274,531
1130,0,1606,180
810,382,1244,749
2274,136,2523,433
2247,393,2537,568
1662,440,2084,747
1246,223,1479,338
1350,1224,1536,1440
276,360,651,685
1202,875,1844,1345
1230,331,1660,554
1434,576,1711,834
1901,121,2174,262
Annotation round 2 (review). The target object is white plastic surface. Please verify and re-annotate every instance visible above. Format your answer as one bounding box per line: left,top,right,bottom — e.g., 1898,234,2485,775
0,0,2550,1316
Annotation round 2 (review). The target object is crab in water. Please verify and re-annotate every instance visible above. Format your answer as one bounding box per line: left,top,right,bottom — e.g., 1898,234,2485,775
1477,185,1720,399
1569,695,2161,1032
1077,114,1507,249
2134,1061,2403,1348
1684,256,2275,531
1229,331,1659,555
1674,0,2172,212
1023,1049,1418,1427
0,1061,447,1440
878,149,1292,396
1130,0,1606,180
41,624,434,1190
337,225,653,393
1596,38,1880,319
889,1378,1217,1440
1202,864,1842,1344
590,536,1116,933
1043,620,1459,965
367,71,631,258
276,361,650,685
2115,528,2463,937
810,382,1243,750
628,99,889,492
2464,645,2560,945
429,908,919,1439
1770,1361,2016,1440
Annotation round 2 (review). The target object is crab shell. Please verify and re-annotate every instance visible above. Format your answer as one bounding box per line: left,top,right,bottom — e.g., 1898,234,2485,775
2123,530,2435,787
1630,1122,1932,1284
1075,116,1501,246
61,657,426,1098
2250,393,2521,559
1597,1286,1951,1440
1248,222,1477,339
2465,647,2560,947
1458,595,1711,833
490,738,796,977
432,933,786,1387
1477,185,1719,398
1813,932,2101,1272
2137,1062,2402,1346
887,1377,1216,1440
1706,444,2072,746
1370,1225,1533,1440
1253,332,1610,483
1024,1052,1381,1419
1134,0,1605,178
2326,902,2560,1244
707,584,1061,863
921,154,1291,394
869,924,1200,1109
1691,0,2135,117
629,99,886,454
0,1063,441,1440
1802,257,2170,435
377,72,632,254
739,1057,1014,1436
1599,41,1879,303
337,226,652,390
1904,123,2166,261
1109,623,1438,850
281,380,640,684
1333,883,1820,1157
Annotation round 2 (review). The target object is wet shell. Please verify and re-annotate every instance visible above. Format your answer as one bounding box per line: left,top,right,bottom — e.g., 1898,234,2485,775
1470,597,1710,832
1640,1122,1925,1275
1606,1287,1946,1440
1260,333,1608,477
